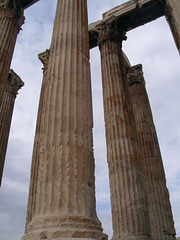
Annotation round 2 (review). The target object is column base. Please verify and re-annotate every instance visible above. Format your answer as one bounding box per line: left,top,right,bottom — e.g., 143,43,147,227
22,215,108,240
22,238,106,240
112,234,152,240
22,232,108,240
51,238,105,240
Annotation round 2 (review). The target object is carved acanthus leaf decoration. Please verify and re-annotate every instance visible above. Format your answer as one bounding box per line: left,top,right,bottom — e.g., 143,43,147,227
0,0,25,32
38,49,50,72
97,21,127,46
6,69,24,94
127,64,145,86
0,0,10,9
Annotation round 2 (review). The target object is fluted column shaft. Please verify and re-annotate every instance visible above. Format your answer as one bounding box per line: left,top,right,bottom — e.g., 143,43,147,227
22,1,106,240
0,0,25,106
98,23,152,240
0,69,24,186
127,64,176,240
25,49,49,227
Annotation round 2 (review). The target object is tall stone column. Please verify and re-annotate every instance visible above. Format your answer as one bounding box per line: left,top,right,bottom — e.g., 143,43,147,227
0,0,25,106
25,49,49,227
127,64,176,240
165,0,180,53
98,23,152,240
0,69,24,186
22,1,106,240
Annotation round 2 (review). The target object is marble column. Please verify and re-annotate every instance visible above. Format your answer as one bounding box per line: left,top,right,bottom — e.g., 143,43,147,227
98,23,152,240
22,1,106,240
0,69,24,186
127,64,176,240
25,49,49,226
0,0,25,106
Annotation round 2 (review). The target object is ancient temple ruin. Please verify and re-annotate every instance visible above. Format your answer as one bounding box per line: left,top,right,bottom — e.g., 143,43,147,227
0,0,180,239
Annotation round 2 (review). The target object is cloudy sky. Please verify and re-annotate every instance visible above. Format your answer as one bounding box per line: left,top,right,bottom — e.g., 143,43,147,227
0,0,180,239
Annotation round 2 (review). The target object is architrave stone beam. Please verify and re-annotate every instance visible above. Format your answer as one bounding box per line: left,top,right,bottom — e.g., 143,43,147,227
89,0,166,49
20,0,39,9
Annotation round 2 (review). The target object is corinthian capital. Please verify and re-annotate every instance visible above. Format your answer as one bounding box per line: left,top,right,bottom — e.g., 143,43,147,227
0,0,25,31
38,49,50,73
0,0,9,9
97,21,127,47
97,23,114,46
6,69,24,95
127,64,145,86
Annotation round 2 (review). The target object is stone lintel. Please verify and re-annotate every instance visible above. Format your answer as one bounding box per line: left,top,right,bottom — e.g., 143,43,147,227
0,0,39,10
20,0,39,9
89,0,166,49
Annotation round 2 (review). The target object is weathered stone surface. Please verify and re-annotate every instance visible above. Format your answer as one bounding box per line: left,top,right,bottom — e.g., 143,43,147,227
165,0,180,53
0,69,24,186
22,1,107,240
98,23,152,240
51,239,99,240
25,49,49,225
0,0,24,106
36,238,100,240
127,64,176,240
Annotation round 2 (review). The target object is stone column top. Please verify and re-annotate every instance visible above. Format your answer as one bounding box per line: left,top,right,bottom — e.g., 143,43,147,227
127,64,145,86
0,0,23,15
0,0,25,31
38,49,49,72
97,21,127,47
7,69,24,94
